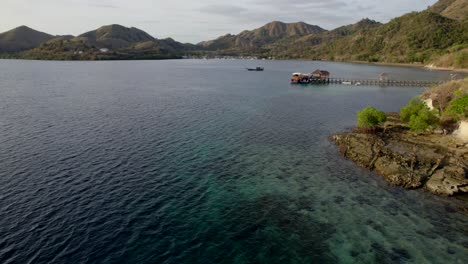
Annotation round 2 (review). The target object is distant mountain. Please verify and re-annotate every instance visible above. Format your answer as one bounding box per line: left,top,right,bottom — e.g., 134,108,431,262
199,21,325,52
78,24,156,49
0,26,55,53
266,18,382,58
0,0,466,67
197,1,467,69
429,0,468,21
19,24,196,60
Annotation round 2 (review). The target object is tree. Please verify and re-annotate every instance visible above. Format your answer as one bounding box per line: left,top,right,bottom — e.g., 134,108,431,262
356,107,387,128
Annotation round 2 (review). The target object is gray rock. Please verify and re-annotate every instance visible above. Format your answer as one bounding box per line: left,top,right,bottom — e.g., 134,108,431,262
333,129,467,197
425,166,468,196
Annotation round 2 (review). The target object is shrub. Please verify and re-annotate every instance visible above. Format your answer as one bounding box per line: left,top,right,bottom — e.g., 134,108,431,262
445,94,468,120
400,98,439,132
408,108,439,132
400,98,426,122
357,107,387,128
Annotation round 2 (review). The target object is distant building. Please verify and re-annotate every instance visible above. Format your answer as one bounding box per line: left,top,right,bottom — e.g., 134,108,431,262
312,69,330,79
99,48,110,53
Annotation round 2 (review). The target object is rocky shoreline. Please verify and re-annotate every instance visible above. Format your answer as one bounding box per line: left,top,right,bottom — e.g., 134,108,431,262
332,113,468,198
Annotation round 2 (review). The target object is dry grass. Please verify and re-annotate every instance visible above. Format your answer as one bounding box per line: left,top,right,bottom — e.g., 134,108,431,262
421,78,468,111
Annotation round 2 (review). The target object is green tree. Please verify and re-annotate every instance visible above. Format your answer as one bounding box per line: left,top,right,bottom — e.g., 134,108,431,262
356,106,387,128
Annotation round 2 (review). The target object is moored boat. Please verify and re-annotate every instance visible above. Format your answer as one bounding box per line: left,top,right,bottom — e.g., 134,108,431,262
247,67,264,71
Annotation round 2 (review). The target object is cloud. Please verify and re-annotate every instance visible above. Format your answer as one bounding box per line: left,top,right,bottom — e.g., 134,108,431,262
87,0,119,9
199,5,249,16
90,4,119,8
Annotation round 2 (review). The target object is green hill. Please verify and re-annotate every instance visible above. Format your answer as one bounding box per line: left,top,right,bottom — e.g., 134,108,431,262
265,18,382,59
0,26,55,53
320,11,467,64
19,25,195,60
199,21,325,54
78,24,156,49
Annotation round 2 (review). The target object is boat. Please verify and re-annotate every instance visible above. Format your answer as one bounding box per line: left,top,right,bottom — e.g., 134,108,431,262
247,67,264,71
342,81,352,85
355,82,361,86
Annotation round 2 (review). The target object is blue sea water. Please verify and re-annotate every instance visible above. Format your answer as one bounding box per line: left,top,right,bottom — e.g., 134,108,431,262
0,59,466,264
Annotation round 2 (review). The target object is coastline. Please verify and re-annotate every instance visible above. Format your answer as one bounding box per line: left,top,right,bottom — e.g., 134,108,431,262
332,113,468,205
2,56,467,73
350,60,468,73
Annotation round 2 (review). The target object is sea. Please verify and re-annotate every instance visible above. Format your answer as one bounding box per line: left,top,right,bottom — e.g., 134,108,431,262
0,59,466,264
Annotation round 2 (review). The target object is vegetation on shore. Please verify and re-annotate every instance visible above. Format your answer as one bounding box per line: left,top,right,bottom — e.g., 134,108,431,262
356,78,468,134
356,107,387,128
338,78,468,197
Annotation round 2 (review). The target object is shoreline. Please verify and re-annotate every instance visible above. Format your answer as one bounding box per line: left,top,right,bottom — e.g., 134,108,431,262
349,60,468,73
1,56,467,73
332,113,468,205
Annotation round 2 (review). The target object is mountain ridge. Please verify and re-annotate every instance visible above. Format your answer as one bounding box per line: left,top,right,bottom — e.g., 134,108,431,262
198,21,325,51
0,0,466,67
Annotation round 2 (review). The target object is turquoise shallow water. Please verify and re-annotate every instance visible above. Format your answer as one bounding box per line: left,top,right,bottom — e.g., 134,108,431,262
0,59,466,263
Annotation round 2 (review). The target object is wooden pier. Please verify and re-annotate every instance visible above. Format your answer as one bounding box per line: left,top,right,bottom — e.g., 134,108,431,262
305,78,446,87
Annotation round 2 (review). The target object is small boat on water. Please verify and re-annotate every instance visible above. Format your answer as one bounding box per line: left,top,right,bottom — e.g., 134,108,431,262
342,81,352,85
247,67,264,71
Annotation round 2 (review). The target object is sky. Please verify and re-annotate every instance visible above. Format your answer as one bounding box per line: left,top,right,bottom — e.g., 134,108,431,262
1,0,439,43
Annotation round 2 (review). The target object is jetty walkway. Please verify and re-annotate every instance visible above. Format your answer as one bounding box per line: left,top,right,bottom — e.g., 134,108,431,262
306,78,446,87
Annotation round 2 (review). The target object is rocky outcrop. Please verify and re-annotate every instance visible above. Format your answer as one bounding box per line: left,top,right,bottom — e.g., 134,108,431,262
333,126,468,196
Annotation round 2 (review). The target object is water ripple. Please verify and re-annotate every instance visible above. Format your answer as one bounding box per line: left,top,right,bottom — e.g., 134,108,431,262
0,60,466,264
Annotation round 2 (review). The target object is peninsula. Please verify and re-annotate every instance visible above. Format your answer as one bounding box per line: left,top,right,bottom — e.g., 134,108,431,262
333,79,468,201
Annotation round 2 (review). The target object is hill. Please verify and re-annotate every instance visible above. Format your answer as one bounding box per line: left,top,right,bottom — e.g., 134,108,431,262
194,0,467,68
20,25,195,60
429,0,468,21
320,11,468,64
0,26,55,53
265,18,382,59
78,24,155,49
0,0,466,66
199,21,325,53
